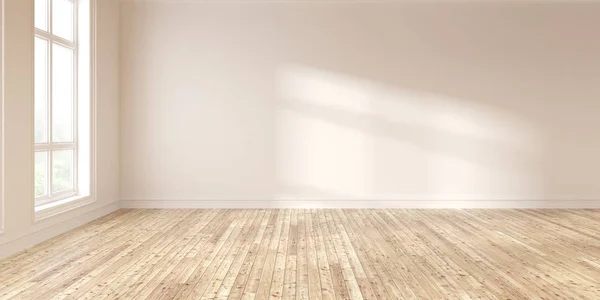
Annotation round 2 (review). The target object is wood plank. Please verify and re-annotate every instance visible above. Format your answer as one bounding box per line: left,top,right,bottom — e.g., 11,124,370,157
268,209,292,300
309,210,335,300
219,210,272,300
241,210,281,300
281,209,298,300
0,209,597,300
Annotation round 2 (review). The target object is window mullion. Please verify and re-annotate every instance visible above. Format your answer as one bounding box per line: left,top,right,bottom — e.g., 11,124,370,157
51,36,76,50
73,0,79,195
35,144,51,151
35,29,52,40
48,0,54,200
48,0,53,43
43,143,76,151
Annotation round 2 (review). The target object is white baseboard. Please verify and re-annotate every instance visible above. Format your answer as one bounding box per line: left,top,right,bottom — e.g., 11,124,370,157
0,202,120,260
120,199,600,209
1,199,596,260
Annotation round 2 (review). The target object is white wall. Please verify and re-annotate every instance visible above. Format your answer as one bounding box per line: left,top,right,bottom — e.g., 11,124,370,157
0,0,120,259
120,1,600,208
0,0,4,234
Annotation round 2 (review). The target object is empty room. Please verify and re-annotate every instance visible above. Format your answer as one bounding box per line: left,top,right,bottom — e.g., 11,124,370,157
0,0,599,299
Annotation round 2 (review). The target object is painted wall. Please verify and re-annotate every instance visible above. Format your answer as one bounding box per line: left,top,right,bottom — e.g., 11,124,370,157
121,1,600,206
0,0,4,234
120,1,600,208
0,0,120,259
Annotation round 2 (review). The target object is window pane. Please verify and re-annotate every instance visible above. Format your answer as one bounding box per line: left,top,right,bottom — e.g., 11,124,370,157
52,150,74,193
52,43,74,143
35,152,48,198
35,38,49,143
52,0,74,41
35,0,48,31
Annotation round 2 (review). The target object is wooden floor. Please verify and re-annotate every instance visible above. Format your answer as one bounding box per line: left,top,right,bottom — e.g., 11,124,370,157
0,209,599,299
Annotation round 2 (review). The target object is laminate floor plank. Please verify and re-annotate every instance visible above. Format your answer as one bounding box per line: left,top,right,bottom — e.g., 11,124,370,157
281,210,298,300
0,209,598,299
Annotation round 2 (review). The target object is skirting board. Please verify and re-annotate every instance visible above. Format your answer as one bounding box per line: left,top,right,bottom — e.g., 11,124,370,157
120,199,600,209
0,202,120,260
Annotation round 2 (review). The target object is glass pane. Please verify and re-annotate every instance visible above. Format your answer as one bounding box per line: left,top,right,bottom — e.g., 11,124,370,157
52,150,74,193
35,0,48,31
35,152,48,198
35,38,49,143
52,43,74,143
52,0,74,41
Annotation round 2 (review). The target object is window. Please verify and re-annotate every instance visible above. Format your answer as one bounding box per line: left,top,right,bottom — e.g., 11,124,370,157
35,0,94,211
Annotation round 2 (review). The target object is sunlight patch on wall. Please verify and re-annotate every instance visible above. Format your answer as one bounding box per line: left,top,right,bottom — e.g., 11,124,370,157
276,109,370,200
276,64,544,201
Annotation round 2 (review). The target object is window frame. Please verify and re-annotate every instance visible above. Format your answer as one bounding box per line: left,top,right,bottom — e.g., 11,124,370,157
34,0,80,207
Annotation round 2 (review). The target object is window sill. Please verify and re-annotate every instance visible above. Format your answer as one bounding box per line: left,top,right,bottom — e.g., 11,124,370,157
35,194,95,222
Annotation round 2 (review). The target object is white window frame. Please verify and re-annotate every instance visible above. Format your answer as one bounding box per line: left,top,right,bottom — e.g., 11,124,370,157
35,0,79,206
34,0,95,217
